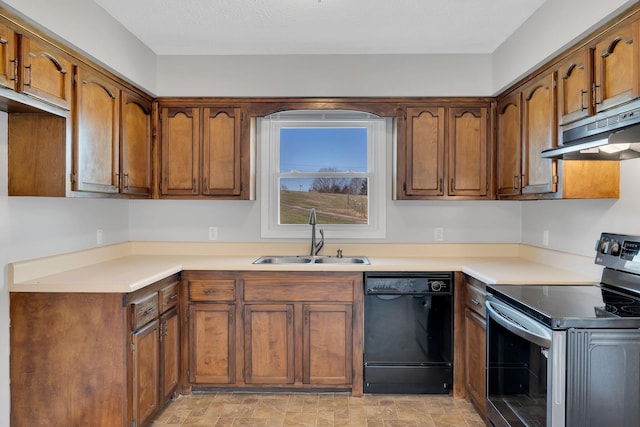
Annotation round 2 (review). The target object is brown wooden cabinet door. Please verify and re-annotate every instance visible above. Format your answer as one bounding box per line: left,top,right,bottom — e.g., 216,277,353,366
0,23,17,90
303,304,353,385
74,67,120,193
557,48,594,125
20,36,72,109
121,91,152,196
202,107,242,196
402,107,446,197
160,307,180,402
594,20,639,113
496,94,522,197
522,73,557,195
464,307,486,417
160,107,200,195
189,303,236,384
448,107,489,197
244,304,295,385
131,319,160,427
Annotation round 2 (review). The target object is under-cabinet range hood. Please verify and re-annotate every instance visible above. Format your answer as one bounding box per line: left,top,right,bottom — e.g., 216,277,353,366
541,102,640,160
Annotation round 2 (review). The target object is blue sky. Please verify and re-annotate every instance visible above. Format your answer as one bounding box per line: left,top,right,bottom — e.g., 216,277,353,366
280,128,367,173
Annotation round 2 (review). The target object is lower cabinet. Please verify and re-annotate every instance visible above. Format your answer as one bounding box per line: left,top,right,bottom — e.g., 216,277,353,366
183,270,363,394
9,273,181,427
463,275,487,418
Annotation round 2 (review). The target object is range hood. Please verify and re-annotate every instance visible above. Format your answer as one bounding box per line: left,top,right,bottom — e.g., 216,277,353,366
541,103,640,160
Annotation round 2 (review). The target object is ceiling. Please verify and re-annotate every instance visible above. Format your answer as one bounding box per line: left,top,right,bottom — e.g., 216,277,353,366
93,0,547,56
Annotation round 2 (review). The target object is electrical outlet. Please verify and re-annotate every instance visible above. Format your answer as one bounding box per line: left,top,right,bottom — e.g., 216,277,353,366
208,226,218,241
96,228,103,245
543,230,549,246
434,227,444,242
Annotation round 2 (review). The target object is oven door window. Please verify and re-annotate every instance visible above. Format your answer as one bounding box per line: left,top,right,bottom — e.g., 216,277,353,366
487,315,548,427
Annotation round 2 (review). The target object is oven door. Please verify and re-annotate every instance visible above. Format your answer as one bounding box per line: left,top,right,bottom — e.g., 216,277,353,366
486,298,566,427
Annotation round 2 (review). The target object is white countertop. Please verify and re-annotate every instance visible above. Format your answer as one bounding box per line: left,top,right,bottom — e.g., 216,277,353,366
7,242,603,293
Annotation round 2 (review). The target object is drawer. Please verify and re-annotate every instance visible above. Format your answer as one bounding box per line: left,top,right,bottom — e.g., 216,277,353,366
159,281,180,313
466,281,486,318
244,280,354,302
131,292,159,330
189,280,236,301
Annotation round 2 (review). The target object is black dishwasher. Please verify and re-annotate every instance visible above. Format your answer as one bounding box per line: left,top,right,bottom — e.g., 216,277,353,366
363,272,453,394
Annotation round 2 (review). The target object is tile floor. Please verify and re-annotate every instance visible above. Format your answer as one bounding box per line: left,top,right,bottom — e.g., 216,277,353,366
151,392,485,427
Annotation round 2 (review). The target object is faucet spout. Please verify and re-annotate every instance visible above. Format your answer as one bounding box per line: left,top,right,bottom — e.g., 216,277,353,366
308,208,324,256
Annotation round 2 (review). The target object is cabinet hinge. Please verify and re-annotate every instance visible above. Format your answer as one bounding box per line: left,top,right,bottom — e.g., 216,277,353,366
552,174,559,184
130,342,135,352
240,111,245,121
70,173,77,184
240,182,244,191
131,419,136,427
186,368,190,379
159,322,164,343
403,182,407,192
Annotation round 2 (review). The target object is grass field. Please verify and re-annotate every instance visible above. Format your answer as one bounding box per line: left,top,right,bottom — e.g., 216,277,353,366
280,190,368,224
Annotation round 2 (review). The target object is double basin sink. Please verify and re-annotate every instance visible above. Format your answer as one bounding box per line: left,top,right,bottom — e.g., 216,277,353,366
253,255,370,265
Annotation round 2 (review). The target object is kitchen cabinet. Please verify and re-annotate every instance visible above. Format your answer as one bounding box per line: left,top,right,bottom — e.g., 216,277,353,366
187,275,238,385
20,35,73,109
463,275,487,418
398,102,491,199
0,21,16,90
557,47,594,125
73,66,120,193
497,73,620,200
120,90,152,197
159,105,246,199
9,273,181,427
594,19,639,113
159,281,181,402
183,271,362,394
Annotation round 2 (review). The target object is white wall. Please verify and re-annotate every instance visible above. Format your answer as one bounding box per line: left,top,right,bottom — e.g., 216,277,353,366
1,0,157,93
492,0,638,93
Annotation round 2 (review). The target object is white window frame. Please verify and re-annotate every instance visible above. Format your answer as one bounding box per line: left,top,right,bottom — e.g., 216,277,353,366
259,110,387,239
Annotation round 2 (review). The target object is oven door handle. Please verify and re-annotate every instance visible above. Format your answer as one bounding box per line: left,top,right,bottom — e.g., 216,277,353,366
486,300,552,348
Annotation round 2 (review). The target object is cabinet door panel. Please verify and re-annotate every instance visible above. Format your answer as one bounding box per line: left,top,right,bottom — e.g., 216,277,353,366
448,107,488,196
496,94,522,197
202,108,242,196
594,21,639,112
0,23,16,90
190,304,235,384
131,320,160,427
244,304,295,384
20,36,72,109
464,308,486,417
303,304,352,385
121,92,152,196
557,48,593,125
160,307,180,402
161,107,200,195
74,68,119,193
404,107,445,196
522,74,557,195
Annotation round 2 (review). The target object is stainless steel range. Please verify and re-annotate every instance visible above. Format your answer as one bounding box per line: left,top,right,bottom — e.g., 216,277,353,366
486,232,640,427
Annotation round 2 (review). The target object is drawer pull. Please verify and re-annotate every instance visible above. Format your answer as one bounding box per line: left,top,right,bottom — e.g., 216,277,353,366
143,307,155,315
168,293,178,300
471,298,481,306
203,289,216,295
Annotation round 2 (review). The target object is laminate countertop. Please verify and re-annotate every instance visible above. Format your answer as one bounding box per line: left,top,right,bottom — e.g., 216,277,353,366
8,241,603,293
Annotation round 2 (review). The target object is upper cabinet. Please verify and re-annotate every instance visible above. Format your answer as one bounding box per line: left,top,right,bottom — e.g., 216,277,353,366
73,66,120,194
397,102,491,200
121,91,152,197
557,48,594,125
159,104,248,199
594,20,639,113
20,35,73,109
496,93,522,197
0,22,17,90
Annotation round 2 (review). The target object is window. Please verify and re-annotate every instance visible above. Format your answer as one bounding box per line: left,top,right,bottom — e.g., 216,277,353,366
259,110,387,239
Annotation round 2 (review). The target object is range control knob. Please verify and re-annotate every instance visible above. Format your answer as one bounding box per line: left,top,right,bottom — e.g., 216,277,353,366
430,281,446,292
599,239,610,254
610,241,621,256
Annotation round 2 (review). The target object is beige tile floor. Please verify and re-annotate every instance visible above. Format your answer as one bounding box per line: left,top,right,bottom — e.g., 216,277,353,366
151,392,485,427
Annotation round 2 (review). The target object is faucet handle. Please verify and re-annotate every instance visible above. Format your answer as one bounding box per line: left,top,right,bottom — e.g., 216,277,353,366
337,249,343,258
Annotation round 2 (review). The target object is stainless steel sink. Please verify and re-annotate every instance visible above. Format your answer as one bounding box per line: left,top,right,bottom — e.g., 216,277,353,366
253,255,370,265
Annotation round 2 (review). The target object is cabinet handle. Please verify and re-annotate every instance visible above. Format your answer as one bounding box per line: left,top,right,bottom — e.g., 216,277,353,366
580,89,588,111
450,178,455,192
438,178,443,193
513,175,519,190
143,307,155,315
116,173,120,188
592,83,600,107
124,173,129,189
9,58,17,83
203,288,216,295
471,298,481,306
168,293,178,301
203,177,207,191
192,178,196,193
0,38,7,44
23,65,32,87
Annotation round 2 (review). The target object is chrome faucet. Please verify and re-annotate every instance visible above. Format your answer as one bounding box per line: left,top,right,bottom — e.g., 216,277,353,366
308,208,324,256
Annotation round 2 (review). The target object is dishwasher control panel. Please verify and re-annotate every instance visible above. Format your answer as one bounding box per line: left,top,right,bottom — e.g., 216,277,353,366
365,272,452,295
